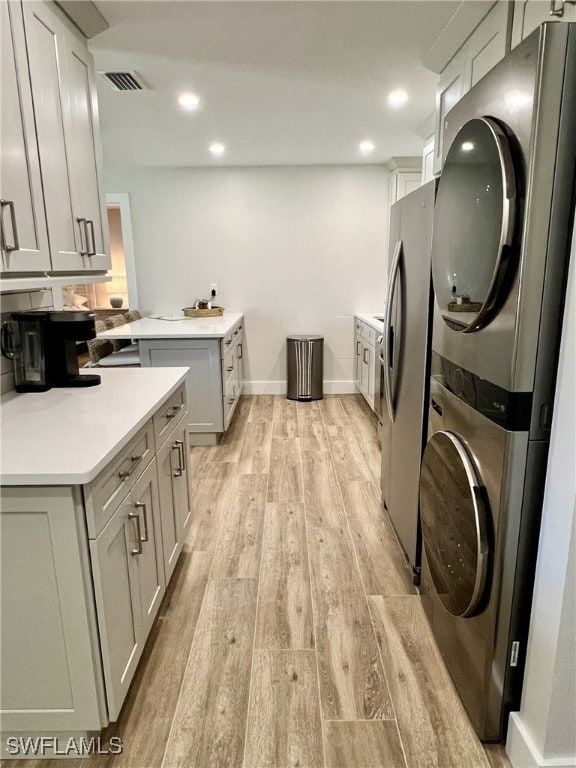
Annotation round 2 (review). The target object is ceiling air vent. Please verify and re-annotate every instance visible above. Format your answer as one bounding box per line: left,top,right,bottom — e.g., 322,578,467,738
99,71,146,92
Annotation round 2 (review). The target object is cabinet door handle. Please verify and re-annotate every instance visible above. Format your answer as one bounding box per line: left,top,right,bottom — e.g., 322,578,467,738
363,348,369,364
356,341,361,356
77,217,88,256
234,329,239,336
171,442,183,477
128,510,143,555
0,200,20,252
237,343,243,360
225,338,233,346
227,365,234,372
175,438,186,472
228,397,235,405
87,219,96,257
134,501,148,542
119,454,143,479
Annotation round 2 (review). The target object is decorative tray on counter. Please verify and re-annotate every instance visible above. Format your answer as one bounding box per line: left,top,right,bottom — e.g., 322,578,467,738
182,306,225,318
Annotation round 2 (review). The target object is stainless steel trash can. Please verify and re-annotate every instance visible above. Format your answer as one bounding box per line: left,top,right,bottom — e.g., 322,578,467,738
286,335,323,401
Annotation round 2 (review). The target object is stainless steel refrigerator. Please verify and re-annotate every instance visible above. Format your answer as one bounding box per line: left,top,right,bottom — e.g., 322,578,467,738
378,180,435,582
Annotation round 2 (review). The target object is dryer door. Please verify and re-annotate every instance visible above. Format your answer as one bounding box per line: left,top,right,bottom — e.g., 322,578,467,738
419,430,490,617
431,117,517,333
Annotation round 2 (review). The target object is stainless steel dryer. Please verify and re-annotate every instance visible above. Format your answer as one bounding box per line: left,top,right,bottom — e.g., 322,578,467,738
421,22,576,742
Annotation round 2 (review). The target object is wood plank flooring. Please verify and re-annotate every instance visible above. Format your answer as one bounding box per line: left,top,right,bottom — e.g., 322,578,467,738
3,395,512,768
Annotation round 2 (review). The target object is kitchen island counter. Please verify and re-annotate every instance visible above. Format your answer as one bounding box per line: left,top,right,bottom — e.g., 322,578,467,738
97,312,244,340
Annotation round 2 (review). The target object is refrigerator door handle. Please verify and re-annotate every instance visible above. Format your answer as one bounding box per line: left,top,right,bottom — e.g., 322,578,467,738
384,240,402,423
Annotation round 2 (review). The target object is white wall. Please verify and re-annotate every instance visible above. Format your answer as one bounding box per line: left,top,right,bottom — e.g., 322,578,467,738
103,165,390,393
506,216,576,768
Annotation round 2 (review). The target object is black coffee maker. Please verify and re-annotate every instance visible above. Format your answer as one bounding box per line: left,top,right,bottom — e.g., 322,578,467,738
1,310,101,392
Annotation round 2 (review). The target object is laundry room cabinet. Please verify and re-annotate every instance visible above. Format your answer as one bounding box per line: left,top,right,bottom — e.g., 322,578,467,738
0,1,51,273
1,0,110,277
431,2,512,174
354,317,377,411
511,0,576,46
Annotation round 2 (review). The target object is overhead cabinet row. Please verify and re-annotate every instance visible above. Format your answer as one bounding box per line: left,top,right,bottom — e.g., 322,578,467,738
1,0,110,275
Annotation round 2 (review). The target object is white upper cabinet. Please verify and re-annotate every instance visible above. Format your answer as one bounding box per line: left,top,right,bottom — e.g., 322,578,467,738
1,0,110,276
512,0,576,46
431,2,513,175
64,33,109,269
0,1,51,273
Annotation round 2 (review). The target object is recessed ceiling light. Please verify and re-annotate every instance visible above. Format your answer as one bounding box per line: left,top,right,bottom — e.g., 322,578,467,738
359,140,375,156
178,92,200,111
209,142,226,157
387,88,409,108
461,141,475,152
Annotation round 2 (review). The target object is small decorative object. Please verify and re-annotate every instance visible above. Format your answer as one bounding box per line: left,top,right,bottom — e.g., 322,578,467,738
110,295,124,308
182,305,225,317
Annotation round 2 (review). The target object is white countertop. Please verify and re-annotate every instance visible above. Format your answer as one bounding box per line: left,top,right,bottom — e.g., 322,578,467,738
97,312,244,340
355,312,385,333
0,367,188,486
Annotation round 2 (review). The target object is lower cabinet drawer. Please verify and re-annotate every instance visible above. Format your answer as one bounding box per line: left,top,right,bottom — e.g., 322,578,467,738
84,420,155,538
153,384,186,446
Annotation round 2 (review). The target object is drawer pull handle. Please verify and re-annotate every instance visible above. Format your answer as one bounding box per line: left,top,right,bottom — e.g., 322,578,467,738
119,454,144,479
128,510,143,555
176,439,186,473
234,329,239,335
228,397,235,405
134,501,149,542
225,339,233,345
227,365,234,372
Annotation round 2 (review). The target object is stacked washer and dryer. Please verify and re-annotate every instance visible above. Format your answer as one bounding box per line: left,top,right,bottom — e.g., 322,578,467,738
419,23,576,741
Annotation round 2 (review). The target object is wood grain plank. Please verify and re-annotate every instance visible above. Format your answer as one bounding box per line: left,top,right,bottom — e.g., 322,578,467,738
267,438,303,503
368,595,491,768
326,425,372,483
273,396,299,437
244,650,323,768
340,480,416,596
162,579,258,768
249,395,275,422
210,474,267,579
255,503,314,650
484,744,512,768
296,402,329,451
306,523,394,721
238,421,273,474
189,445,209,489
323,721,407,768
207,396,252,464
340,395,382,486
190,462,237,551
94,551,212,768
301,449,347,529
318,395,349,427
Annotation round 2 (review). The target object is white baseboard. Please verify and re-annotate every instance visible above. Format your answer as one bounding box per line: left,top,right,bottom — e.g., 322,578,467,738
244,380,357,396
507,713,576,768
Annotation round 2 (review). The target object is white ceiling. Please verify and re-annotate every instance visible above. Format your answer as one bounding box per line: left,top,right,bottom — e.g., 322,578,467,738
91,1,461,168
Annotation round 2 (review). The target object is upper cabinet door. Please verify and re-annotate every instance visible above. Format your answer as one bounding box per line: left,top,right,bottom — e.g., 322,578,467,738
21,1,81,271
432,49,467,176
21,1,110,273
64,35,110,270
512,0,576,47
0,1,51,273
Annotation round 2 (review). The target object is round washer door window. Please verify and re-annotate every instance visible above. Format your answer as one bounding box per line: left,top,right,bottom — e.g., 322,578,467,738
419,431,490,617
431,117,516,332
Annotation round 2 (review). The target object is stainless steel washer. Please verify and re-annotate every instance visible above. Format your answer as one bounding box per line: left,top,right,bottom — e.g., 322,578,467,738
420,376,544,741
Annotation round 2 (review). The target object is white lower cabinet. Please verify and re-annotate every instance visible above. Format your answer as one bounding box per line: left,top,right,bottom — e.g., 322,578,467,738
139,316,245,444
156,421,192,583
0,384,193,748
354,318,377,411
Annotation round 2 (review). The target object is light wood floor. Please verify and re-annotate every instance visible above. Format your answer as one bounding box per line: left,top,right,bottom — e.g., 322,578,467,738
3,395,512,768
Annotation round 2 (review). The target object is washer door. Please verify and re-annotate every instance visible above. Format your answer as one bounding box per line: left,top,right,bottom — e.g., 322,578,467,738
431,117,516,332
420,431,490,617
